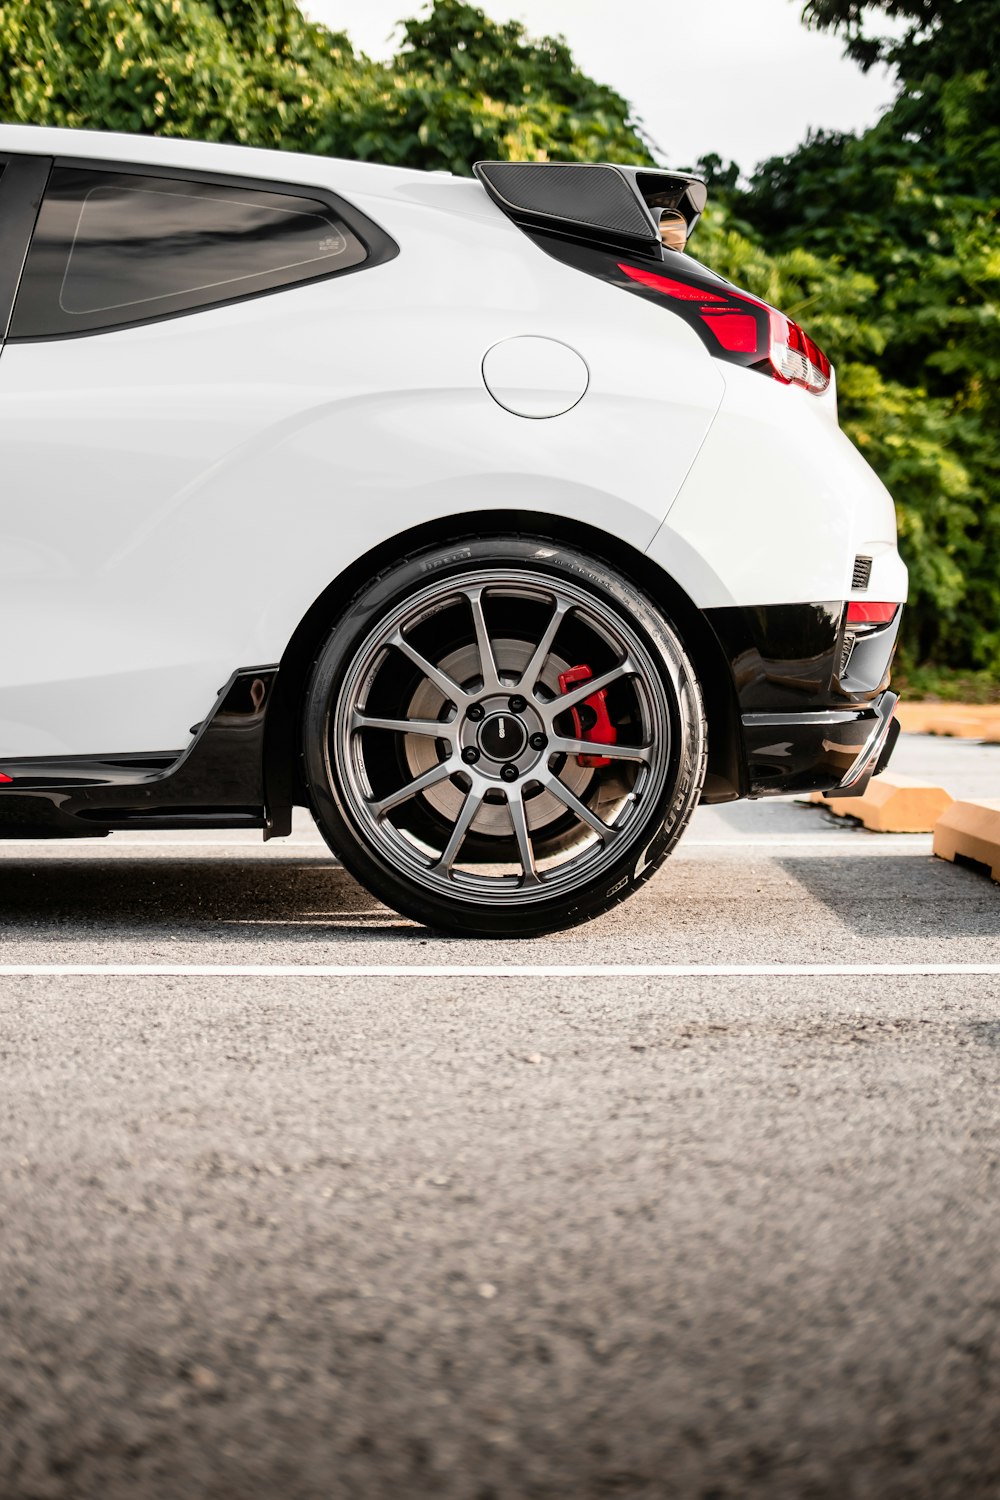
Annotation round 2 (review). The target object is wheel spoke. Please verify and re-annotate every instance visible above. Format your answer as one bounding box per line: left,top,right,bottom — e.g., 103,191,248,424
519,598,570,695
466,588,502,693
334,564,672,910
548,660,635,718
369,760,453,819
548,737,650,764
352,711,453,739
391,633,468,708
506,786,540,886
543,773,619,841
435,783,487,873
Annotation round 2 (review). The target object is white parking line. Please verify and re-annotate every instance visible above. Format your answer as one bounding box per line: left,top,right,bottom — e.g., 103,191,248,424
0,837,934,852
685,838,933,851
0,840,328,849
0,963,996,978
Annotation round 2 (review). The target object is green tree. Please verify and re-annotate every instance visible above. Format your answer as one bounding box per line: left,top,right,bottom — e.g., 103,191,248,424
0,0,653,169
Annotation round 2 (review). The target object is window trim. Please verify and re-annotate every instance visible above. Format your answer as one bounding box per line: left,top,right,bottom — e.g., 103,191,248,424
0,154,52,342
7,154,399,343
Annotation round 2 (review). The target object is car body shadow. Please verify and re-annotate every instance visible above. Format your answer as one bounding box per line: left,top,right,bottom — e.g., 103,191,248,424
0,856,426,940
775,853,1000,939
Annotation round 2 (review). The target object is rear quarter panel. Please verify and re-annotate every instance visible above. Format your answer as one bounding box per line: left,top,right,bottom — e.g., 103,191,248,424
0,166,723,756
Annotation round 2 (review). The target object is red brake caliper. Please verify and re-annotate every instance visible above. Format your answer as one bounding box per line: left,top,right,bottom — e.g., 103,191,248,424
557,665,617,768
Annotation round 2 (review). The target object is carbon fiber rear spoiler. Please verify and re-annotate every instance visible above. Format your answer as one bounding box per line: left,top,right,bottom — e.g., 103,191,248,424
473,160,708,253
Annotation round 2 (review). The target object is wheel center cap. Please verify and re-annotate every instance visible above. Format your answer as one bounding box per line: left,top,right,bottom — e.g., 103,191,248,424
478,711,527,762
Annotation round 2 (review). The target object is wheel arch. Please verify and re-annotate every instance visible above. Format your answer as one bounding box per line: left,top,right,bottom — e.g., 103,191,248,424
262,509,745,831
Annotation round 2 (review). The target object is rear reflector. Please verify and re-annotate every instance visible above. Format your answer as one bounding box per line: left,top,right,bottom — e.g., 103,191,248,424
617,261,832,394
846,601,898,625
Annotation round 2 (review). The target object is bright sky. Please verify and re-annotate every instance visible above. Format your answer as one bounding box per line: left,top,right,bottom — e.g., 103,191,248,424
303,0,899,173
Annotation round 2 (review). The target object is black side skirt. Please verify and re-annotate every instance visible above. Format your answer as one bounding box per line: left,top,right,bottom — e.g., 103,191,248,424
0,668,288,840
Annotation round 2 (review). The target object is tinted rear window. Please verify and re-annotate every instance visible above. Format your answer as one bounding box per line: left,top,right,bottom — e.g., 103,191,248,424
11,166,367,337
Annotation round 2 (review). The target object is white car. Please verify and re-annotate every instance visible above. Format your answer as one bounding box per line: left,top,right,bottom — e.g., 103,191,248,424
0,126,906,936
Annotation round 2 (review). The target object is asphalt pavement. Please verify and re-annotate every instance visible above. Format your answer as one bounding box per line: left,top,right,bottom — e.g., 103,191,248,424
1,733,998,1500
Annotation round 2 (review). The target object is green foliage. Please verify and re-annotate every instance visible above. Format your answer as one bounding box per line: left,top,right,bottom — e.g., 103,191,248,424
394,1,651,167
891,662,1000,703
0,0,653,167
804,0,1000,132
0,0,996,676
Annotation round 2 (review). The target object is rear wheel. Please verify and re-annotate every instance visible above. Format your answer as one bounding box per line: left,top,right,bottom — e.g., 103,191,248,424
302,536,706,936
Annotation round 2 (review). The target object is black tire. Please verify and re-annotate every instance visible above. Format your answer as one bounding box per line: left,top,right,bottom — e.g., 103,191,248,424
301,535,707,937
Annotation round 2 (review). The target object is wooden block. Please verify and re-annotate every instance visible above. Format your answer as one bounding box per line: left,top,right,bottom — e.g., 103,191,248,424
924,715,995,739
933,799,1000,882
896,703,1000,737
807,771,953,832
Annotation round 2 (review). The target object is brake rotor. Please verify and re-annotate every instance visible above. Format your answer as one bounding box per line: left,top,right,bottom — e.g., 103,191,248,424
403,638,593,836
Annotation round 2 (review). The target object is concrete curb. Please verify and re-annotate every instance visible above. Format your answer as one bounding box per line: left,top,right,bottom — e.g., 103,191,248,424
932,800,1000,882
808,772,954,833
799,735,999,883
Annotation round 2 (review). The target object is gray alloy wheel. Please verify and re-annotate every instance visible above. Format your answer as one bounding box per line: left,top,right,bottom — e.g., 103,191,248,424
302,537,706,936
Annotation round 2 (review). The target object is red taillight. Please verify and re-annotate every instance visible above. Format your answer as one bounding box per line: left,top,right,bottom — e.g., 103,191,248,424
617,262,832,394
0,773,11,784
700,311,759,352
846,601,898,625
615,264,728,303
768,310,832,392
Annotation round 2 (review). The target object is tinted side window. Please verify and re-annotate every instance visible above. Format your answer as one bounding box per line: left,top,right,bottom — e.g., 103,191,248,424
11,166,367,337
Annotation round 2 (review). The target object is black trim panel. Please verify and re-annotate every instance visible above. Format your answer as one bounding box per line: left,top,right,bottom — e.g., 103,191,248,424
840,608,902,696
474,160,708,251
0,667,284,838
0,154,51,339
705,602,900,712
706,602,844,711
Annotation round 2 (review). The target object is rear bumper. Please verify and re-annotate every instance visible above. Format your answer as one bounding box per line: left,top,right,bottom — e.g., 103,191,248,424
699,598,903,801
741,689,899,798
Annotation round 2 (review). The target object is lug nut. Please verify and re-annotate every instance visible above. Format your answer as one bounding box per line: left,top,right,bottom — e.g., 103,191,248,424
508,694,527,714
529,732,547,751
462,746,481,765
466,703,485,722
500,763,519,782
